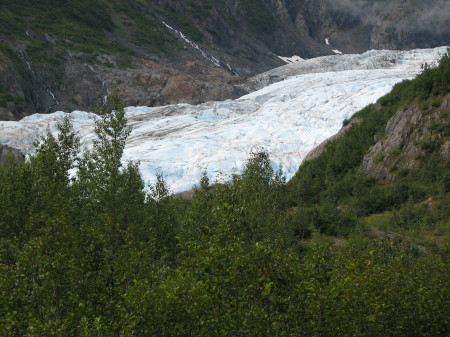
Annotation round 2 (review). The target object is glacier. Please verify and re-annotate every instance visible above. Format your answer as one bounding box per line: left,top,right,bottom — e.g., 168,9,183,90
0,47,447,193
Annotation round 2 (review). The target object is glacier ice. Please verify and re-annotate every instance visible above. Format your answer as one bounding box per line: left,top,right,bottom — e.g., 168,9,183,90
0,47,447,193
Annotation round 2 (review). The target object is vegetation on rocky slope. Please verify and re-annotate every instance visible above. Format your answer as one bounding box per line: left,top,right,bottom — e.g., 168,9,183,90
0,0,176,57
0,0,278,60
289,49,450,234
1,51,450,336
0,0,284,118
1,0,448,119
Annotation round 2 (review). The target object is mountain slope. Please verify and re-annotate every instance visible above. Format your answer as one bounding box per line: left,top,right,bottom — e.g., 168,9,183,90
0,0,449,119
288,47,450,237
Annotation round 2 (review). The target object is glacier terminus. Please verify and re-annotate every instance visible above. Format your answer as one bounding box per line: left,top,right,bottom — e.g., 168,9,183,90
0,47,447,193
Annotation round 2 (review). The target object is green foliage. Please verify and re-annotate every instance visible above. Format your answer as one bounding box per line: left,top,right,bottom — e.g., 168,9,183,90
0,0,114,33
288,48,450,235
186,0,213,20
239,0,276,33
156,6,204,43
0,85,23,108
379,49,450,107
296,238,450,337
1,86,450,335
26,40,65,66
180,150,290,248
0,0,178,63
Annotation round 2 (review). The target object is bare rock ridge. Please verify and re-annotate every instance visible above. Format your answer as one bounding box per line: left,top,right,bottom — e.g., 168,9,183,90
0,0,448,119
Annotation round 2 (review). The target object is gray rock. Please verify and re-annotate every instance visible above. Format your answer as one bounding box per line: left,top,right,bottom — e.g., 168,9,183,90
363,94,450,180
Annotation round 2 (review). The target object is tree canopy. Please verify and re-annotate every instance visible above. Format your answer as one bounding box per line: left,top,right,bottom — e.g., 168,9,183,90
1,54,450,335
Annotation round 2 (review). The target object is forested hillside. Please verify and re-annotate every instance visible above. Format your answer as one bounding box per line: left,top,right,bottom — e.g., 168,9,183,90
0,50,449,336
289,49,450,237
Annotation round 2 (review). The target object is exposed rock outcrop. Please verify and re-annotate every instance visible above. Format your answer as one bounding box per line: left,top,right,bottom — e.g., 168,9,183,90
363,94,450,180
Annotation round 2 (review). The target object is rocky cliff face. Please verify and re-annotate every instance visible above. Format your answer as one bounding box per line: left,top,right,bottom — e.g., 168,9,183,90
0,0,448,119
302,92,450,183
363,94,450,180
